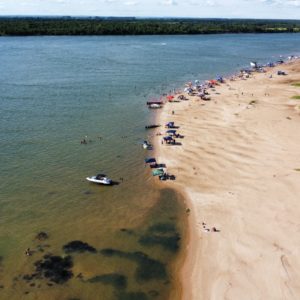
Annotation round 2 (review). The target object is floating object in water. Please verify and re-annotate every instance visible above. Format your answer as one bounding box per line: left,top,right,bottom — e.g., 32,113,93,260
86,174,112,185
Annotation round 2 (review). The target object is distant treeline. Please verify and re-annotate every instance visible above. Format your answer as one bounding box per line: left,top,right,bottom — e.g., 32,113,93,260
0,17,300,36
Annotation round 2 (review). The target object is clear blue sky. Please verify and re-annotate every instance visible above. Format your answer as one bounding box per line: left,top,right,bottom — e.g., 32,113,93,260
0,0,299,19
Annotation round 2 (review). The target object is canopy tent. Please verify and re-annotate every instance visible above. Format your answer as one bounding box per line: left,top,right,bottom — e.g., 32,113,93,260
184,87,193,93
145,158,156,164
152,168,165,176
166,129,176,134
166,122,174,127
163,136,174,141
216,75,224,83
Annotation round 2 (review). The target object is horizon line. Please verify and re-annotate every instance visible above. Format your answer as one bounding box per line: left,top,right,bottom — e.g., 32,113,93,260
0,15,299,21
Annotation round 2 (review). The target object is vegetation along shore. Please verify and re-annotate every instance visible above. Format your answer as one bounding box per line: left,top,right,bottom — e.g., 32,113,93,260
0,17,300,36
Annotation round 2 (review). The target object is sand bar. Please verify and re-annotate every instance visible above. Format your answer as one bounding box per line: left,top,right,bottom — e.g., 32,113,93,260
154,59,300,299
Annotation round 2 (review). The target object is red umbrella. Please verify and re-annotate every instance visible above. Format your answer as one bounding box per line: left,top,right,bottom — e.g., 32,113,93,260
167,95,174,100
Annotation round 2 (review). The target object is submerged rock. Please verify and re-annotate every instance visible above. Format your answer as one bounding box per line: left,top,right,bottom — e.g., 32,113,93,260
34,254,73,284
35,232,49,241
87,273,127,289
63,241,96,254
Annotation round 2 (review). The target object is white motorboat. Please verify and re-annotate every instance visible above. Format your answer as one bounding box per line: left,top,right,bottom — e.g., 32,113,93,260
149,104,161,109
86,174,112,185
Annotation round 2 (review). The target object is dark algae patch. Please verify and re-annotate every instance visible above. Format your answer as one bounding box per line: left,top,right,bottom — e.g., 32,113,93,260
4,189,185,299
34,254,73,284
87,273,127,289
116,291,149,300
63,240,97,254
148,223,177,234
139,222,181,252
100,249,167,282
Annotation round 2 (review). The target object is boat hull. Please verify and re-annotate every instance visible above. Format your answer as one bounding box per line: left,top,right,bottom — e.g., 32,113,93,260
86,177,112,185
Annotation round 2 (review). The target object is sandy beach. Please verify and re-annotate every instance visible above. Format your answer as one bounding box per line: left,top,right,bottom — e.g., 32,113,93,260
155,59,300,299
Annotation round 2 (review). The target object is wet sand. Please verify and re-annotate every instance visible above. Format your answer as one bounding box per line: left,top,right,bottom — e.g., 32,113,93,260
155,59,300,299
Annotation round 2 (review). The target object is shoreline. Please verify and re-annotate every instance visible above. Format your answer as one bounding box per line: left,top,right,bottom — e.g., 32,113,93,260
153,57,300,299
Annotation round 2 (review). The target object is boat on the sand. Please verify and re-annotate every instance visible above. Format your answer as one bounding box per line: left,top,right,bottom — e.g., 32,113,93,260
143,141,153,150
145,124,160,129
86,174,112,185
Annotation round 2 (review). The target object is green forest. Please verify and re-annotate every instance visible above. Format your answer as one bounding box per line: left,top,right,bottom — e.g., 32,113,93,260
0,17,300,36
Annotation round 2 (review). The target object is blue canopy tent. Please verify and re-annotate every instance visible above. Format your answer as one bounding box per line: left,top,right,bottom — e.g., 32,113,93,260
163,136,173,141
166,122,174,128
216,75,224,83
166,130,176,135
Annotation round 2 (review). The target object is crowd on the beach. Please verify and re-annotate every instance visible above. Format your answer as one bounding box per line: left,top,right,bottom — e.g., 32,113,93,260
142,55,300,190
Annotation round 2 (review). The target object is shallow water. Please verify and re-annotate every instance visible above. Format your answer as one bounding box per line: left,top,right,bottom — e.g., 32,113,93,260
1,34,300,299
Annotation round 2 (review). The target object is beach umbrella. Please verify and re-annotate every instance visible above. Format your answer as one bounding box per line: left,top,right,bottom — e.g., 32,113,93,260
167,95,174,100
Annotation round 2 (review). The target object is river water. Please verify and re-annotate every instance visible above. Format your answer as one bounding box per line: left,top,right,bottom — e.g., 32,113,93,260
0,34,300,300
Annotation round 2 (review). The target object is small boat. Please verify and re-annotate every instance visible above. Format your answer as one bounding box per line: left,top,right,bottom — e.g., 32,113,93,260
148,104,161,109
152,168,165,176
147,99,164,105
145,157,156,164
145,124,160,129
143,141,153,150
86,174,112,185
